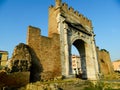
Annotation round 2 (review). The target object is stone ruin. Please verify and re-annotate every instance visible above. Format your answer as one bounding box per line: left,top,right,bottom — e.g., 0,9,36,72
0,43,44,88
0,43,32,88
7,43,31,73
7,43,43,82
96,47,114,76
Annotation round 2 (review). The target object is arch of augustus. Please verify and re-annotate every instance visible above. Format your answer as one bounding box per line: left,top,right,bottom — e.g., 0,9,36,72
26,0,100,81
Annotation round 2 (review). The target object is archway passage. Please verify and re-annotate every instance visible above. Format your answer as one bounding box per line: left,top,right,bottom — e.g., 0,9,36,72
71,45,82,78
70,39,87,79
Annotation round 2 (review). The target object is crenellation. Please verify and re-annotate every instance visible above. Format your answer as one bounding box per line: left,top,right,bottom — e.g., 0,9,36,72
49,0,93,29
62,3,68,8
86,18,89,22
68,7,74,13
55,0,62,8
83,17,86,20
49,5,56,12
79,15,84,22
79,14,83,18
62,3,68,11
78,14,92,28
101,49,109,53
61,4,92,28
85,18,88,24
49,5,54,9
74,11,79,16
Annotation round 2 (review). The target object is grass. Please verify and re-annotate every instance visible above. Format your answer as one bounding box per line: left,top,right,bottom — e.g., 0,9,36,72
34,78,78,84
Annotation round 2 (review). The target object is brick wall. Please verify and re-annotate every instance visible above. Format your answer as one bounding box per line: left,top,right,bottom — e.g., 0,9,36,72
96,47,114,75
27,26,61,81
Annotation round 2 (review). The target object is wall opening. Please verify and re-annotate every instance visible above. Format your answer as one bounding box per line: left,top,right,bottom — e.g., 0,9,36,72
70,39,87,79
71,45,81,75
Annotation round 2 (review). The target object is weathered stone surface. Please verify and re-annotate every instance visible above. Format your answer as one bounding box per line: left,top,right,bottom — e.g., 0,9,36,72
96,47,114,76
0,70,30,88
7,43,31,72
0,43,31,88
41,71,54,81
27,26,61,81
0,43,43,89
6,43,43,83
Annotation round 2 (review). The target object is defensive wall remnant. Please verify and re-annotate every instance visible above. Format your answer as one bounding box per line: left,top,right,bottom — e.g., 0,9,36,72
96,47,114,76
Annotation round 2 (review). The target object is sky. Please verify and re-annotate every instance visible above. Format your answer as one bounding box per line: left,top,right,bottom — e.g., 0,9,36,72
0,0,120,61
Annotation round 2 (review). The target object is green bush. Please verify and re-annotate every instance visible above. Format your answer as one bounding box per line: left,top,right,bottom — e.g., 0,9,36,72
0,66,3,70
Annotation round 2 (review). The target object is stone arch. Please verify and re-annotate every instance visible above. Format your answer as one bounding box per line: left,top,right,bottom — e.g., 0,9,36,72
71,36,87,45
70,39,87,79
59,19,99,80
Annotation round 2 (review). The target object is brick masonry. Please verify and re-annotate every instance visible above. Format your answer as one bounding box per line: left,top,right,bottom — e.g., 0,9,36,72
27,26,61,81
96,47,114,75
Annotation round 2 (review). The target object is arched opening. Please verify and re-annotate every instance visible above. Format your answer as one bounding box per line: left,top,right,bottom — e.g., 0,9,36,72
70,39,87,79
71,45,81,75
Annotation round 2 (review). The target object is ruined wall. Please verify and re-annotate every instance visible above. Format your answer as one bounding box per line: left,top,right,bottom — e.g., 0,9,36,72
27,26,61,81
7,43,31,72
96,47,114,75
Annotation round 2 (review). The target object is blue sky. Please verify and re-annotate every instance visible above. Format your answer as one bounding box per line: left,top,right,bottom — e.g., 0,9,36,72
0,0,120,61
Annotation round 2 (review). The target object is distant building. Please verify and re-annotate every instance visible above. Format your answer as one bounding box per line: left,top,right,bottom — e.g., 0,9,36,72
72,55,81,74
112,60,120,71
0,50,8,67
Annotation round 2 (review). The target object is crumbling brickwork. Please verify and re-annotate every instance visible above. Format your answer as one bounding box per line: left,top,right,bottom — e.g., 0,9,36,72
8,43,31,73
27,26,61,81
96,47,114,75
